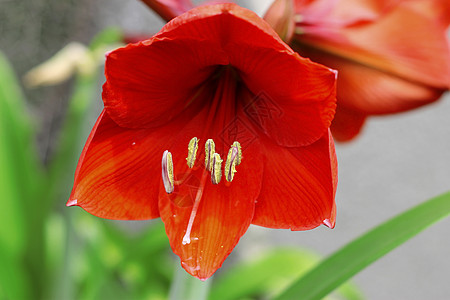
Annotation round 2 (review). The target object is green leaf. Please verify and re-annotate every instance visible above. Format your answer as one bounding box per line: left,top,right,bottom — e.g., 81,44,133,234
0,51,42,255
209,248,362,300
274,191,450,300
0,51,40,300
0,243,32,300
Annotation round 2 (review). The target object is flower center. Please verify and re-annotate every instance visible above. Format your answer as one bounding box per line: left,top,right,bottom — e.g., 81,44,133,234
161,137,242,244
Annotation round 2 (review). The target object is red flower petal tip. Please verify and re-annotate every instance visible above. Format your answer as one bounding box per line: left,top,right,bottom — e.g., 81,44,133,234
66,198,78,207
323,218,335,229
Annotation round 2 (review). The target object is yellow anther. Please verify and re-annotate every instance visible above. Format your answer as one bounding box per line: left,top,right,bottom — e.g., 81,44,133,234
211,153,222,184
186,137,199,168
205,139,215,171
161,150,174,194
225,141,242,182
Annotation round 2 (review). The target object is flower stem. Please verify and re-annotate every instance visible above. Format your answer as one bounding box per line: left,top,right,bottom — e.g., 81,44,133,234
169,264,211,300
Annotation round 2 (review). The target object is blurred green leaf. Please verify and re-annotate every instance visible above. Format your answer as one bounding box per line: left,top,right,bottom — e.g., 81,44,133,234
0,51,42,299
0,51,42,254
209,248,363,300
274,191,450,300
0,243,31,300
88,27,123,51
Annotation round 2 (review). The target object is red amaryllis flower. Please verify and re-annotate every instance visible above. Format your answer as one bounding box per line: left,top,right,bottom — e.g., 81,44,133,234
68,3,338,279
265,0,450,141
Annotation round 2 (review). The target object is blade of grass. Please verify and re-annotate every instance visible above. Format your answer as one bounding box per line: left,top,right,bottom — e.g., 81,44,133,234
274,191,450,300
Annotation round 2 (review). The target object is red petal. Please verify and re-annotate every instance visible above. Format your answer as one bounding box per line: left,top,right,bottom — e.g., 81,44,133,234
159,140,263,280
251,130,337,230
238,51,336,147
104,3,337,147
102,39,225,129
297,0,450,89
68,110,178,220
296,44,446,115
330,105,367,142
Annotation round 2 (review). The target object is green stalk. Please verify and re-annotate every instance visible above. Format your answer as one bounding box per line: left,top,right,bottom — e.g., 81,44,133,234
169,264,212,300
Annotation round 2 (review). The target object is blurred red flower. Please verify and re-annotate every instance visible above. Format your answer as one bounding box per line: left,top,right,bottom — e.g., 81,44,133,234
266,0,450,140
68,3,337,279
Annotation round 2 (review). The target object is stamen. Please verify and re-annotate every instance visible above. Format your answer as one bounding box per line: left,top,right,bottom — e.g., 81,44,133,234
225,141,242,182
186,137,199,168
161,150,174,194
211,153,223,184
205,139,215,171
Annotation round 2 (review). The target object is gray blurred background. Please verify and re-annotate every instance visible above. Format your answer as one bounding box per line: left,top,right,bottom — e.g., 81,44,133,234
1,0,449,299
